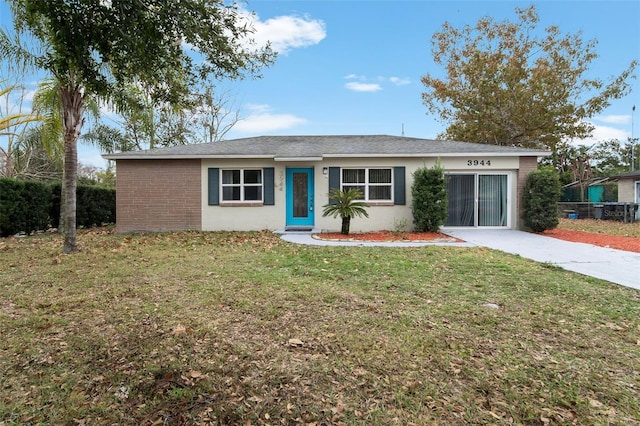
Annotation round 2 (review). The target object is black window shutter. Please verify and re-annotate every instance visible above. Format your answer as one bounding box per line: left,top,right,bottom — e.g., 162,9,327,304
208,168,219,205
393,166,406,205
263,167,274,205
328,167,340,204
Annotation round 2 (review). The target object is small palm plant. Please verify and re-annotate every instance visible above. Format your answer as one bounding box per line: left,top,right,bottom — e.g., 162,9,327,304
322,188,369,235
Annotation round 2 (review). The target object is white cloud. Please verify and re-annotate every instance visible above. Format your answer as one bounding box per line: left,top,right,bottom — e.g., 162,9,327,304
345,82,382,92
233,104,307,133
592,114,631,125
247,12,326,55
184,9,325,57
389,76,411,86
343,74,409,92
570,121,630,146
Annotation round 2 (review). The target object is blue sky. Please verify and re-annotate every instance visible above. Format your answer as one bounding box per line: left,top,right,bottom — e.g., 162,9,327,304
1,1,639,169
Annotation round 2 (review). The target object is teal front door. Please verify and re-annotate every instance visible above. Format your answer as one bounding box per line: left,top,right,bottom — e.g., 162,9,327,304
286,168,314,227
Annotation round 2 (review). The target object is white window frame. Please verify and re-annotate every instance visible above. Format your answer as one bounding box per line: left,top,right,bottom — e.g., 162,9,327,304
341,168,393,202
220,169,263,203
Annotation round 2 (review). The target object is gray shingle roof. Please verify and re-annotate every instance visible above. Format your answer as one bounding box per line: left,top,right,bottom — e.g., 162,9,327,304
103,135,549,160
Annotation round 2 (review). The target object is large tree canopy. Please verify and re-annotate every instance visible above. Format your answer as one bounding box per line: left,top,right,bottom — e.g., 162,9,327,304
1,0,275,252
9,0,274,104
421,5,636,151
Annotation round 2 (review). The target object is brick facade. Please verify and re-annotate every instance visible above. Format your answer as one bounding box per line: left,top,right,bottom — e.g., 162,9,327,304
115,160,201,233
517,156,539,229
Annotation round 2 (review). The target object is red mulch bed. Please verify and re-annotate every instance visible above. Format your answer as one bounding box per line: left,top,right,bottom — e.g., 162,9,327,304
543,228,640,253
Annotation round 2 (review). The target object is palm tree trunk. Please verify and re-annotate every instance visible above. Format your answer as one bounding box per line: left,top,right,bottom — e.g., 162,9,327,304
341,215,351,235
60,85,84,253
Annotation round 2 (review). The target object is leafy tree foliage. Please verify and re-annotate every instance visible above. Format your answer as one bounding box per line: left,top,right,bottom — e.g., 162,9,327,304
81,123,135,154
1,0,275,252
411,163,447,232
95,166,116,189
590,138,638,176
422,5,636,153
543,139,638,187
8,126,63,180
83,84,242,154
322,188,369,235
522,168,561,233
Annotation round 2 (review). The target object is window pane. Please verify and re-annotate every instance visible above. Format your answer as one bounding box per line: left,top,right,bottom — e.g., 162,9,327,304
369,186,391,200
244,186,262,201
293,172,308,217
222,170,240,184
244,170,262,184
445,174,475,226
222,186,240,201
343,185,365,198
479,175,507,226
343,169,365,183
369,169,391,183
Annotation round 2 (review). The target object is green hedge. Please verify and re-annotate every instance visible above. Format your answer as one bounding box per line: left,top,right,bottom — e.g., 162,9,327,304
0,178,51,237
0,178,116,237
49,183,116,228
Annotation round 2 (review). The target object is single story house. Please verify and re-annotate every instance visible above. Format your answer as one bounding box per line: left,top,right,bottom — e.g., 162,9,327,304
103,135,549,233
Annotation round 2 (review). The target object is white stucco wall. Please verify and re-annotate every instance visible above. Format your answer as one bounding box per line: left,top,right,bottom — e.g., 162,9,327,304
201,156,521,232
617,179,639,203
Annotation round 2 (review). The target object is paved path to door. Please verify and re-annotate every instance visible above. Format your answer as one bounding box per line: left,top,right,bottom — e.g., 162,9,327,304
445,230,640,290
280,229,640,290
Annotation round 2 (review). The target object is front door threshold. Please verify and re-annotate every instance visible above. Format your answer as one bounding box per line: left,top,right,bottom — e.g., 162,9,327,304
274,226,320,234
284,226,314,232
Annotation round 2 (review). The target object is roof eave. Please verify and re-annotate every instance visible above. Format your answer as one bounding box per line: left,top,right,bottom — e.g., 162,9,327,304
102,154,276,160
103,150,551,161
274,156,324,162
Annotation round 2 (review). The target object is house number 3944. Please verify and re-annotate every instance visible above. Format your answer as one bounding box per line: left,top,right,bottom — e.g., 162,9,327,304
467,160,491,166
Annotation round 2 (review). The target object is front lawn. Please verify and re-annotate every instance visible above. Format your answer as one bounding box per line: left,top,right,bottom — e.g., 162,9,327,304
1,231,638,425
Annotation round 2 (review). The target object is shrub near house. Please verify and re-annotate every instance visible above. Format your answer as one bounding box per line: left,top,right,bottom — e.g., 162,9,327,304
412,164,447,232
522,168,561,232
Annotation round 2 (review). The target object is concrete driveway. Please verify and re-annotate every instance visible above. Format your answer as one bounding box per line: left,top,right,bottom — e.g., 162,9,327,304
444,229,640,290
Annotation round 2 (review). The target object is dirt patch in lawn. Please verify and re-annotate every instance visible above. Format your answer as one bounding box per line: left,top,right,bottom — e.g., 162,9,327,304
544,228,640,253
313,230,462,243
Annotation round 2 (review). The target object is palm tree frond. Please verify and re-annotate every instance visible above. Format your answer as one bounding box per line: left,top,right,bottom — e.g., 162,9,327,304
322,188,370,219
31,78,64,158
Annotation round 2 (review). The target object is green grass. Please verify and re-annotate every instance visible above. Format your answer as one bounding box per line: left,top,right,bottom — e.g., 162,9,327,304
1,230,639,425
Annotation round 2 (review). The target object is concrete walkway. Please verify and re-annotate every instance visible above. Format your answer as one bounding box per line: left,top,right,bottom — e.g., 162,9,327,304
279,229,640,290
